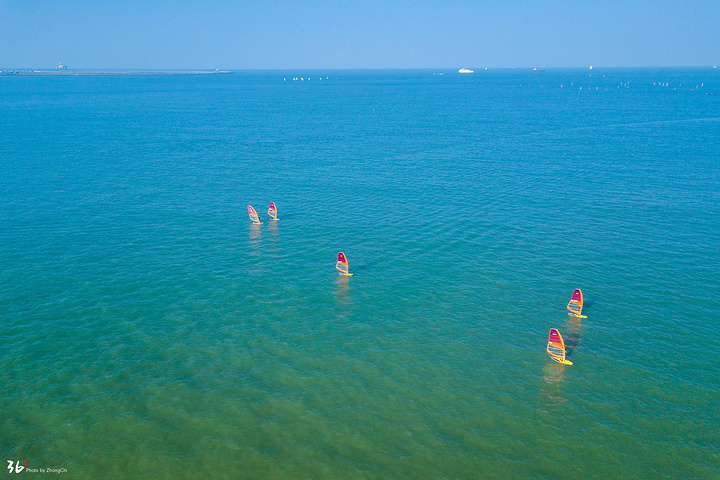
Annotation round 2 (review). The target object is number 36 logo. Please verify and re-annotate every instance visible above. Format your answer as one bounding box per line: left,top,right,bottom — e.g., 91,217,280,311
7,460,27,473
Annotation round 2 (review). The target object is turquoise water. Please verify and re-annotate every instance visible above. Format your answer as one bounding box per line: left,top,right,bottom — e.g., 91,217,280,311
1,69,719,479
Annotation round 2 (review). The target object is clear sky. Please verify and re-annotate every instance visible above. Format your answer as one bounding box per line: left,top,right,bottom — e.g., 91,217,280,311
1,0,719,69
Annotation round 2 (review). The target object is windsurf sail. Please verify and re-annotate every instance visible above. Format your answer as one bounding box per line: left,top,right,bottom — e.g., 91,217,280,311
567,289,583,316
268,202,278,220
247,205,262,224
547,328,569,364
336,252,352,276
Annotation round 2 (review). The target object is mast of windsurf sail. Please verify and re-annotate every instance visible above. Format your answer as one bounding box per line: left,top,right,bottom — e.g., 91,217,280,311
336,252,351,276
567,289,583,315
268,202,278,220
547,328,566,363
247,205,262,224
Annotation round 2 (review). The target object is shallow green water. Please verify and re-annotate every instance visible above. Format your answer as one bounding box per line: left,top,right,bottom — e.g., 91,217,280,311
1,69,719,478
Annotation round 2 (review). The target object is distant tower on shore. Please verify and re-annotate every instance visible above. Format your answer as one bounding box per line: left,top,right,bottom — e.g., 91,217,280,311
56,61,67,71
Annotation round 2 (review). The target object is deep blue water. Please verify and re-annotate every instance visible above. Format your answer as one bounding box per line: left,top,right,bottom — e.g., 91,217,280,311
1,69,719,479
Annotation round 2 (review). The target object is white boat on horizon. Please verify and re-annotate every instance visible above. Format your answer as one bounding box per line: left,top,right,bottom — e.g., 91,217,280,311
458,68,474,74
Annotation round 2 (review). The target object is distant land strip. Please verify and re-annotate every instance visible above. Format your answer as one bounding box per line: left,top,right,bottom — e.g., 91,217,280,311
0,70,232,76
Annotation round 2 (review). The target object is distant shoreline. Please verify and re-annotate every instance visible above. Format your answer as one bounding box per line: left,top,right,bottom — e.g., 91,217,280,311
0,70,232,76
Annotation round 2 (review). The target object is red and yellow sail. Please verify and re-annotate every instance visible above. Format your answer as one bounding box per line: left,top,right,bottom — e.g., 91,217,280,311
567,289,584,316
247,205,262,224
547,328,572,365
336,252,353,276
268,202,278,220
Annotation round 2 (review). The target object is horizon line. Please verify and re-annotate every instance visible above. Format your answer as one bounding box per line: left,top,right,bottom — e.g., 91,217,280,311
2,65,719,72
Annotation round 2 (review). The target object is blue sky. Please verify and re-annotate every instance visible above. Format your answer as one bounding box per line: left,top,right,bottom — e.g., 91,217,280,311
1,0,719,69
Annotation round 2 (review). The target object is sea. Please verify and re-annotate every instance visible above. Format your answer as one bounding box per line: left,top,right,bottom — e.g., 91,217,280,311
1,68,718,479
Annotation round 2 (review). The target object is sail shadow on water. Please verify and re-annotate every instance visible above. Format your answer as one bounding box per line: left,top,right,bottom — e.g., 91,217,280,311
333,276,353,324
248,223,262,255
334,275,350,303
353,259,381,271
541,363,568,391
563,317,582,358
540,364,568,415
